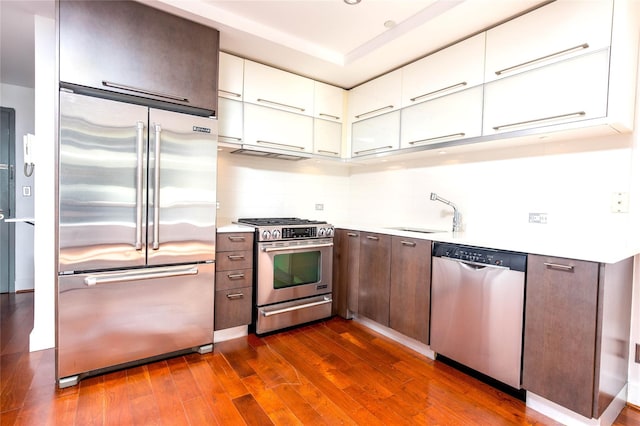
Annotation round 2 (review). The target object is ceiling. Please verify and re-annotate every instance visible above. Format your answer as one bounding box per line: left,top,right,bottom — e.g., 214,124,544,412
0,0,546,90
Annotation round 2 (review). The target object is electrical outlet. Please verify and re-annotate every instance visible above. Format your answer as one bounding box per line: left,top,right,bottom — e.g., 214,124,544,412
315,203,324,211
22,186,31,197
611,192,629,213
528,213,548,224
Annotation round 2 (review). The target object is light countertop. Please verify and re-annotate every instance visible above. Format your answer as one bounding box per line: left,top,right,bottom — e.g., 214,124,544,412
336,224,640,264
217,223,255,233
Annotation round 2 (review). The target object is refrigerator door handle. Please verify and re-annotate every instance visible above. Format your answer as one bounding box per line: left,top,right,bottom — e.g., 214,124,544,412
83,265,199,286
135,121,145,250
152,124,162,250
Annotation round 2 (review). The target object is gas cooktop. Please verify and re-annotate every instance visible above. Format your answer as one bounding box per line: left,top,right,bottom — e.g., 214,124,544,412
236,217,327,226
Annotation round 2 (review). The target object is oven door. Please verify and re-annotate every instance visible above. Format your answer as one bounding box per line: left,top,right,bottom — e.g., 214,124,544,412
256,238,333,306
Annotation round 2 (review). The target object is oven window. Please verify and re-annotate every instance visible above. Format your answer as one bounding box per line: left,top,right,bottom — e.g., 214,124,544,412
273,251,320,289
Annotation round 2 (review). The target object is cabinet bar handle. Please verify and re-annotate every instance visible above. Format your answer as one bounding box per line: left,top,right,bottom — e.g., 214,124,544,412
257,140,306,150
317,149,339,155
134,121,145,251
220,135,242,142
495,43,589,76
319,113,340,120
226,292,244,299
219,89,241,98
354,145,393,155
543,262,575,272
151,124,162,250
227,273,245,279
401,241,416,247
228,236,246,242
347,232,359,237
227,255,245,260
366,236,379,241
102,81,188,102
261,297,332,317
410,81,467,102
355,105,393,119
257,98,305,112
493,111,586,131
408,133,466,146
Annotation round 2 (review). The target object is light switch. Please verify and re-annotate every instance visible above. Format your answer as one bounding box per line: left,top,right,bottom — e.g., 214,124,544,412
22,186,31,197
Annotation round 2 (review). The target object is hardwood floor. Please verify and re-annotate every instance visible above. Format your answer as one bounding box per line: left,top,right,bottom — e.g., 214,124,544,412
2,292,640,425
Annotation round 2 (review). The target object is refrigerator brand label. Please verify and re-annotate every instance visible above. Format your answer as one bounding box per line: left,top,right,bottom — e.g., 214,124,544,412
193,126,211,134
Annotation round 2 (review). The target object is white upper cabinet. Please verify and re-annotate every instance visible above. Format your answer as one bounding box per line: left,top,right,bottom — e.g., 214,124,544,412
243,103,313,153
351,110,400,157
401,33,485,108
219,52,244,101
218,98,243,144
314,81,345,122
483,50,610,136
244,60,315,116
348,70,402,123
484,0,613,83
401,86,483,149
314,120,343,157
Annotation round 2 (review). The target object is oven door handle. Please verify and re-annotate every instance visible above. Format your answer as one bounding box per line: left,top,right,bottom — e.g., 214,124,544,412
261,242,334,252
261,296,333,317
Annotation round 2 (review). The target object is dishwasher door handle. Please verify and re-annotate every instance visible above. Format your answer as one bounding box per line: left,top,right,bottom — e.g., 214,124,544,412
445,257,510,271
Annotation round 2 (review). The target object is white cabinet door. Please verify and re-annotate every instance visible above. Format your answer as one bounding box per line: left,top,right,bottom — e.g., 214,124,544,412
314,120,342,157
219,52,244,100
351,111,400,157
244,60,314,116
314,81,345,121
400,86,483,149
485,0,612,83
401,33,485,108
218,97,243,144
348,70,402,123
243,103,313,152
483,50,610,136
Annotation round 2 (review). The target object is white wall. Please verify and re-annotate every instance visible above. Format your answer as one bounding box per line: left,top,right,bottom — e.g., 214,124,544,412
1,83,35,292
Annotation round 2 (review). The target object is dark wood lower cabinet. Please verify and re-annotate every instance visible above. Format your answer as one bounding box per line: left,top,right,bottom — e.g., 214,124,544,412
523,254,633,419
389,236,431,344
358,233,391,326
332,229,360,318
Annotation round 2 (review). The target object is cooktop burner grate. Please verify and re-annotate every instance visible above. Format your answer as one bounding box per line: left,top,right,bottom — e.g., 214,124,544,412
237,217,327,226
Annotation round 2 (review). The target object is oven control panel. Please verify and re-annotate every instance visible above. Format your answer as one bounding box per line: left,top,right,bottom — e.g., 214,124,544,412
258,225,334,241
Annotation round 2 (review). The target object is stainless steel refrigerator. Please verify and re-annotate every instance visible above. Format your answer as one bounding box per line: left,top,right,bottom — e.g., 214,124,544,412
57,91,217,387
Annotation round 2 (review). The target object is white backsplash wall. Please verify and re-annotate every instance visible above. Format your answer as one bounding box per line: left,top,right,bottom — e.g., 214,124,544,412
216,150,351,225
348,134,635,239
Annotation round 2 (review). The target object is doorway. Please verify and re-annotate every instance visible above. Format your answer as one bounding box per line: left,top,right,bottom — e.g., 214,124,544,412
0,107,16,293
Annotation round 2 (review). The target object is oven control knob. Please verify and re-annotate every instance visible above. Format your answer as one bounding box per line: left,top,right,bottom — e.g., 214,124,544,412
272,229,281,240
261,230,271,240
318,228,326,237
326,227,334,237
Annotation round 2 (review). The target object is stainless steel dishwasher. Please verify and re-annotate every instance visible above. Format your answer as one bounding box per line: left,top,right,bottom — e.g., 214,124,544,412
430,242,527,389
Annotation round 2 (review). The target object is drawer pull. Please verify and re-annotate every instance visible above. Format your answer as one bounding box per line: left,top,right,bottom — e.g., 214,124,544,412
227,273,245,279
227,255,245,261
543,262,575,272
410,81,467,103
492,111,586,131
401,241,416,247
355,105,393,119
347,232,359,237
495,43,590,76
226,292,244,300
227,236,246,242
366,236,379,241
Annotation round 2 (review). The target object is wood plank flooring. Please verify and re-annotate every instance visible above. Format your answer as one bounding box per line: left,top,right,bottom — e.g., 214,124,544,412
2,292,640,425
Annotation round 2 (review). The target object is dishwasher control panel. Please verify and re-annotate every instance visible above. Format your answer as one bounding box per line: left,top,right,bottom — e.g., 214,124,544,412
432,242,527,272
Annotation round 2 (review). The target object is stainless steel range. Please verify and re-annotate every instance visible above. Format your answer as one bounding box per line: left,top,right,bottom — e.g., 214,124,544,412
236,218,334,334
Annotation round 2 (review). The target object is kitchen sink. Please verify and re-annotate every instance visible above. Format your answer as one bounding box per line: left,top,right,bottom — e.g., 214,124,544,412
385,227,447,234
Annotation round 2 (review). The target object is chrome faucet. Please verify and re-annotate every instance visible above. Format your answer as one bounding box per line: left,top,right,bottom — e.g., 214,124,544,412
430,192,462,232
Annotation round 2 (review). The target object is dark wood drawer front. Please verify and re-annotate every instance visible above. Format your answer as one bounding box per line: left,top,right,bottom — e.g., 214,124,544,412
216,270,252,291
217,251,253,271
217,233,253,252
214,286,253,330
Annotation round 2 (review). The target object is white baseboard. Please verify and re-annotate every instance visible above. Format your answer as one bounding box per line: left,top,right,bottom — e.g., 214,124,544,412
213,325,248,343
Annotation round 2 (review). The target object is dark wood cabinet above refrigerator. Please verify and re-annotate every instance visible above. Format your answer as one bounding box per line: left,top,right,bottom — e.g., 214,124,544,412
59,0,219,117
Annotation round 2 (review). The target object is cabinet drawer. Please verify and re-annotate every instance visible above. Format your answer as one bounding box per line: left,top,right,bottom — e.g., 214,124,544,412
217,233,253,252
216,250,253,271
216,269,253,291
215,286,253,330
